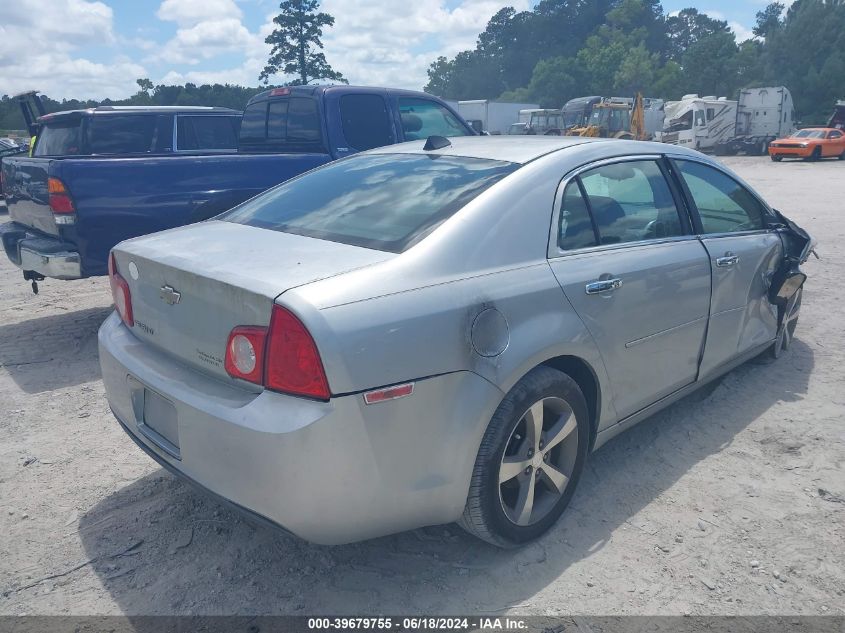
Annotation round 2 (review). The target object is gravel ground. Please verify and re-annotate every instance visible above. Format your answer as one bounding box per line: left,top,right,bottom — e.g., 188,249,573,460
0,156,843,616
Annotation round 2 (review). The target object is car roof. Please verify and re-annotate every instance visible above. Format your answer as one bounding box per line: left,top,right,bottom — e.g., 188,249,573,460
365,135,704,165
247,84,449,105
39,105,240,121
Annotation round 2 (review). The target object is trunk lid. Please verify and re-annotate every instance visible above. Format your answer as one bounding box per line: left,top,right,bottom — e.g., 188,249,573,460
2,156,59,236
112,220,393,383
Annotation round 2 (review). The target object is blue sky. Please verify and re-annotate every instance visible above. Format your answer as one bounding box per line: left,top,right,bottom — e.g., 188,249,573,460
0,0,776,100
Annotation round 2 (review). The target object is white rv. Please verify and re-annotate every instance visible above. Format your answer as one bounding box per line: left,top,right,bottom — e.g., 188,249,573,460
659,86,795,154
457,100,539,135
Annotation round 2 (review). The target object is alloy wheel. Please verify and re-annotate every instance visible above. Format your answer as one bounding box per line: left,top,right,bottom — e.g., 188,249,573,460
498,397,579,526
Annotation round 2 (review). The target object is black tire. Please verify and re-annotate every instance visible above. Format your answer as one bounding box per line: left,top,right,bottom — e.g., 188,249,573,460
807,147,821,162
458,366,590,547
770,154,783,162
839,150,845,160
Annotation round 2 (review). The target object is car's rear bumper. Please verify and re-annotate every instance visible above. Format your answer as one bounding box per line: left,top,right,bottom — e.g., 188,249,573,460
0,221,82,279
98,312,503,544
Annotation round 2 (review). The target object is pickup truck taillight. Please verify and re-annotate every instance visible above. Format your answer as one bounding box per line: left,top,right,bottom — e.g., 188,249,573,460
108,253,134,327
224,305,330,400
48,177,76,224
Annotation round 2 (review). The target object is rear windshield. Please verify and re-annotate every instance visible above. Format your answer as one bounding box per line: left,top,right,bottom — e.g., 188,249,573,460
221,153,518,252
35,119,83,156
239,97,325,152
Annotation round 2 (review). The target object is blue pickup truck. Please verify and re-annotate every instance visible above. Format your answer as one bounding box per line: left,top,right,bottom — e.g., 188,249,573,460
0,86,474,291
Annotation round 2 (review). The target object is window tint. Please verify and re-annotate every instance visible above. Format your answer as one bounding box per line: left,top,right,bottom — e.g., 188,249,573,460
579,161,683,245
676,161,766,233
287,97,321,143
398,98,469,140
558,182,597,250
267,100,288,139
177,115,238,150
828,130,842,139
88,115,157,154
34,120,83,156
340,94,393,150
240,103,267,142
222,154,517,253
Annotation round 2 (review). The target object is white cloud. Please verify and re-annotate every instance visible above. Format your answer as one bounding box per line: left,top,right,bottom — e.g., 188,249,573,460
156,0,242,27
0,0,143,99
308,0,532,90
152,18,255,64
729,21,756,43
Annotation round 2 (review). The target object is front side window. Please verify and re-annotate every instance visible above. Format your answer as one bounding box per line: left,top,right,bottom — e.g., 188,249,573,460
694,110,706,127
578,160,684,245
398,98,469,140
339,94,393,150
222,154,517,253
675,160,766,233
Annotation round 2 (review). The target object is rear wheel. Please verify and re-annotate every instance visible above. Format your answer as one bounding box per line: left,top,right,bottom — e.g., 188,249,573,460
769,288,802,359
839,149,845,160
459,367,589,547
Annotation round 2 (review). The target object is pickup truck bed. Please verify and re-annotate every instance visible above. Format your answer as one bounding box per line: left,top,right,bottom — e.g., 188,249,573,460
1,87,473,288
2,152,328,276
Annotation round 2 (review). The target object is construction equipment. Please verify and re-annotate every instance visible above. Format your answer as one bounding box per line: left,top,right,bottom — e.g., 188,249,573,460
566,93,650,140
828,100,845,130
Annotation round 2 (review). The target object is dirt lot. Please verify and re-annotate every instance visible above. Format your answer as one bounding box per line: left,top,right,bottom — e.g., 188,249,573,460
0,157,843,616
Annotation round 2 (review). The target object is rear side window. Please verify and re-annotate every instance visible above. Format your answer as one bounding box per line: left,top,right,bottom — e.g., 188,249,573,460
176,116,239,150
221,154,517,252
577,161,684,245
398,98,469,140
675,161,766,233
558,182,597,251
88,115,157,154
339,94,393,150
34,120,83,156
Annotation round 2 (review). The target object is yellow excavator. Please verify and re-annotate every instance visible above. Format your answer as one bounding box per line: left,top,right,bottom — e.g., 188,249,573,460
567,93,647,140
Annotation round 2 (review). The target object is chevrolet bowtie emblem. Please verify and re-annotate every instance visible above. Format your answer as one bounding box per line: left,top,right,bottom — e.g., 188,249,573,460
160,285,181,305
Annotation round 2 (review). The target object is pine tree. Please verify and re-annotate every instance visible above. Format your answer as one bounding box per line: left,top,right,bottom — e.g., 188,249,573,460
260,0,346,86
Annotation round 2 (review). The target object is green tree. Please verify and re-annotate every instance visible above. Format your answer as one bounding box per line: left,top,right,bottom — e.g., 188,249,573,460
260,0,346,86
526,56,585,107
753,3,785,38
681,29,740,97
665,8,730,62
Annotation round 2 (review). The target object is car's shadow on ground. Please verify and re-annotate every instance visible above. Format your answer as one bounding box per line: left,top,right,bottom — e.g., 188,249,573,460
78,340,813,615
0,305,112,393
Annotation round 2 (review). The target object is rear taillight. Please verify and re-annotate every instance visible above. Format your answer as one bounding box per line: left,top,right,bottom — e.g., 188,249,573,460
224,326,267,384
265,306,330,400
48,177,76,224
225,305,330,400
108,253,134,326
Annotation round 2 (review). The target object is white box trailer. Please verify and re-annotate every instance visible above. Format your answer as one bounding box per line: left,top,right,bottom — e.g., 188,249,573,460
457,100,539,135
659,86,795,154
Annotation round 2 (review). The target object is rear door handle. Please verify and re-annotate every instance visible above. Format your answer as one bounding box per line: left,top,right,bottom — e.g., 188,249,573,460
585,278,623,294
716,254,739,267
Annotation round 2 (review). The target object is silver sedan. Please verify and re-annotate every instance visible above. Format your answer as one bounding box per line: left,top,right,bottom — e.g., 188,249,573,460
99,136,812,547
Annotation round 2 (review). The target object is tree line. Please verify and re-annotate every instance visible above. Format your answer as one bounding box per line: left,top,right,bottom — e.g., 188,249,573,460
2,0,842,131
424,0,845,125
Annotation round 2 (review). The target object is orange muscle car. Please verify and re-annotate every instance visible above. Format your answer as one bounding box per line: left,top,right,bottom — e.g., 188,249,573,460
768,128,845,161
